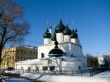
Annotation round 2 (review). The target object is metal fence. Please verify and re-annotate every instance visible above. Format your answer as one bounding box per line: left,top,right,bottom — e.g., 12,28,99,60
17,69,89,76
16,67,110,77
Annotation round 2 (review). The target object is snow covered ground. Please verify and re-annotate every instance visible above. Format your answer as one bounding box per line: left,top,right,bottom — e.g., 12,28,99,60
20,71,110,82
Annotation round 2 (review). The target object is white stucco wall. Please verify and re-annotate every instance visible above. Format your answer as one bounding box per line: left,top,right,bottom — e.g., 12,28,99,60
38,42,83,59
38,45,54,59
98,57,105,65
64,35,71,42
44,38,51,45
62,60,82,71
71,38,81,45
56,33,64,43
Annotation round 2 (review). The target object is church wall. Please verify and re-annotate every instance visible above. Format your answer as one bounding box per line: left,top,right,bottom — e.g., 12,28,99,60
56,33,64,43
58,43,83,57
38,45,54,59
71,38,81,45
64,35,71,42
71,43,83,57
62,60,82,71
44,38,51,45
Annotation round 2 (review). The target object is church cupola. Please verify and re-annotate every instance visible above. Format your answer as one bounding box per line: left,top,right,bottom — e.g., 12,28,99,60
49,26,52,35
63,25,71,35
71,29,78,38
43,28,51,45
55,19,65,43
55,19,65,33
63,25,71,42
71,29,81,45
43,28,51,38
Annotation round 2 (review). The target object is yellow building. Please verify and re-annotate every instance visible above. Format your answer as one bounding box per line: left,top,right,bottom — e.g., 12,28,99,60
1,47,37,69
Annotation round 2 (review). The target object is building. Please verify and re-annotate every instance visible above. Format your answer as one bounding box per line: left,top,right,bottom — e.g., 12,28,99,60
15,19,87,74
98,53,110,67
38,19,86,71
1,46,37,69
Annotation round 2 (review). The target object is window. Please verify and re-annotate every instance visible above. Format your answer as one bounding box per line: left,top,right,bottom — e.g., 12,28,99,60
50,66,55,71
43,66,48,71
41,53,45,58
12,56,14,60
18,56,19,59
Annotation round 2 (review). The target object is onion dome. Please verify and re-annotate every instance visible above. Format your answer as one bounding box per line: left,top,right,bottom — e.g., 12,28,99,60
43,28,51,38
63,25,71,35
55,19,65,33
71,29,78,38
49,40,64,57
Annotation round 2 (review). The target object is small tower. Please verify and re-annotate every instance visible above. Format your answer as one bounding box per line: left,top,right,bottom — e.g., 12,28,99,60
43,28,51,45
51,32,56,44
49,26,52,35
71,29,81,45
63,25,71,42
55,19,65,43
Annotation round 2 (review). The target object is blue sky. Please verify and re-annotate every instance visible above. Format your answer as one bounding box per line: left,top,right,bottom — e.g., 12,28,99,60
16,0,110,55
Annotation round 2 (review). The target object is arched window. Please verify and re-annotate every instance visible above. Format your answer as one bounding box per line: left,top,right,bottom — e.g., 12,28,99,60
41,53,45,58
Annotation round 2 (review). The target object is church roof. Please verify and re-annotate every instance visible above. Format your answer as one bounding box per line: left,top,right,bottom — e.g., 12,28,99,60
43,28,51,38
63,25,71,35
55,19,66,33
49,48,64,57
49,40,64,57
71,29,78,38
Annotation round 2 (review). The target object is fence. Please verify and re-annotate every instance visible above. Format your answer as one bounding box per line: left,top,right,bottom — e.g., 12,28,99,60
17,69,89,76
17,67,110,77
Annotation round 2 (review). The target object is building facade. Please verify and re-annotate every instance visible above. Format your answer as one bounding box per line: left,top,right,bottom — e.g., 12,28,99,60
38,19,86,71
98,53,110,67
15,19,87,73
1,47,37,69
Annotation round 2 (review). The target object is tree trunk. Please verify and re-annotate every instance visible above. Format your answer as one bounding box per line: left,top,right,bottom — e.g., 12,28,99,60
0,49,2,68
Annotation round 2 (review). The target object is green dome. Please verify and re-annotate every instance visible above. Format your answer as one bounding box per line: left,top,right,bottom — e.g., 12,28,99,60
71,29,78,38
63,25,71,35
55,19,65,33
43,28,51,38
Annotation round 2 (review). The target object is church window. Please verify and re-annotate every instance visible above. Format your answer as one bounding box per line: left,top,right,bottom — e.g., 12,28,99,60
41,53,45,58
50,66,55,71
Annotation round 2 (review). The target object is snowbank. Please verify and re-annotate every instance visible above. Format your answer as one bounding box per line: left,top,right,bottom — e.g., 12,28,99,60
20,71,110,82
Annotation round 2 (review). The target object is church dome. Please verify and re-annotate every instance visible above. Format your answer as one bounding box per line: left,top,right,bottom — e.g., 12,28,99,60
63,25,71,35
43,28,51,38
49,40,64,57
49,48,64,57
55,19,65,33
71,29,78,38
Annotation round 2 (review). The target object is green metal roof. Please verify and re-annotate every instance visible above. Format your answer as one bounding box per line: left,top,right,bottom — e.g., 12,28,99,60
55,19,65,33
43,28,51,38
71,29,78,38
63,25,71,35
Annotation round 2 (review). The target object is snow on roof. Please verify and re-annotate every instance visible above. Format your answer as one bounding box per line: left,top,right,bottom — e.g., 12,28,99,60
16,59,40,65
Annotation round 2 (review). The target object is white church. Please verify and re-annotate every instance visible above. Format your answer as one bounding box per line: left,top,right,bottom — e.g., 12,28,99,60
15,19,87,74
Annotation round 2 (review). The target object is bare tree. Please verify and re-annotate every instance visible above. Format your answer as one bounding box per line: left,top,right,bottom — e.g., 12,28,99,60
0,0,30,64
86,54,98,68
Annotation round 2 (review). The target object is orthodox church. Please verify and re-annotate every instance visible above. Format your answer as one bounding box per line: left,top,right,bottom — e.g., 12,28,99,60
15,19,87,73
37,19,87,72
